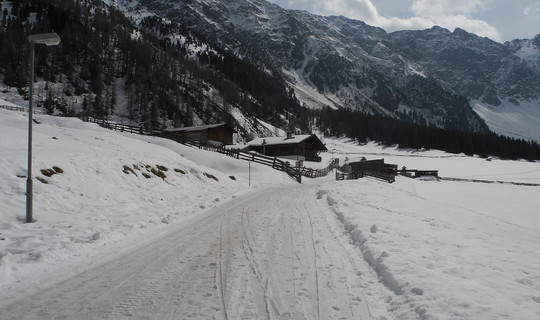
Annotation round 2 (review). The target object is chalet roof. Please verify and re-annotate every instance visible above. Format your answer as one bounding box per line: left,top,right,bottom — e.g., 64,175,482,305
163,123,236,133
246,134,327,150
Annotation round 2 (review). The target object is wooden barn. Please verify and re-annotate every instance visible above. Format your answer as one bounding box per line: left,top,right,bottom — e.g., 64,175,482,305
337,158,398,183
160,123,236,146
243,133,327,162
348,158,397,175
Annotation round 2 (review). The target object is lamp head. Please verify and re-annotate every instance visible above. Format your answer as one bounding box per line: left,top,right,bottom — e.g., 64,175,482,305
28,33,61,46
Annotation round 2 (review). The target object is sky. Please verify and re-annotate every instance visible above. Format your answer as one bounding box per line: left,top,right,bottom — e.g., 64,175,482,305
267,0,540,42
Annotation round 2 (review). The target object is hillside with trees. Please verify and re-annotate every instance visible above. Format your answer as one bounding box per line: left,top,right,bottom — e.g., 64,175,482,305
1,0,539,160
0,0,309,137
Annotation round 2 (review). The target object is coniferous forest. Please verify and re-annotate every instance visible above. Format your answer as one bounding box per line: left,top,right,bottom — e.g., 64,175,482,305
0,0,310,135
1,0,539,160
317,108,540,161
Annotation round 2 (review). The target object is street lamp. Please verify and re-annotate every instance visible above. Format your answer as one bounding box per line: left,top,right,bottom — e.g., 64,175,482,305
26,33,60,223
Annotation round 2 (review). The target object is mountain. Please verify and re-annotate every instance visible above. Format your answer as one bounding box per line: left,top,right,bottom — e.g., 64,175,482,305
387,29,540,142
0,0,311,140
1,0,539,159
116,0,539,141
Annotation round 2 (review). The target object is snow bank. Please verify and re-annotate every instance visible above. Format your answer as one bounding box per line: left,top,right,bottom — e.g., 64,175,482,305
318,177,540,319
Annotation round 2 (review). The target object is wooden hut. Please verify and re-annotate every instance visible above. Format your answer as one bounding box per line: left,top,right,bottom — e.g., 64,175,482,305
348,158,397,175
243,133,327,162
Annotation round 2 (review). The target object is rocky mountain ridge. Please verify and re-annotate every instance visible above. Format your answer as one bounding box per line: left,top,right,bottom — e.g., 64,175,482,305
114,0,540,141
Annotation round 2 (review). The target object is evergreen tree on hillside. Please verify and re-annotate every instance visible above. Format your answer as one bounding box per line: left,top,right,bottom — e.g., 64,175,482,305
0,0,308,138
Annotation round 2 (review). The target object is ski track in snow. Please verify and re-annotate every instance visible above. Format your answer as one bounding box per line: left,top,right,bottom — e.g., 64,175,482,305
0,182,382,320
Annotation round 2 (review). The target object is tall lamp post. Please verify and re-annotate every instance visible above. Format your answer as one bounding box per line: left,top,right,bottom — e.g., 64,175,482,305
26,33,61,223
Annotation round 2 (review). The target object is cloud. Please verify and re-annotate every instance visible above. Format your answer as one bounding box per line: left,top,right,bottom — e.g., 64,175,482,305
310,0,502,42
314,0,380,20
523,3,540,16
411,0,487,16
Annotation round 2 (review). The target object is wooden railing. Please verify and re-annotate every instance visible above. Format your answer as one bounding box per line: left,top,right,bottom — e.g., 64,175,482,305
398,169,439,178
79,117,313,183
84,118,158,135
336,170,395,183
440,176,539,186
235,150,302,183
300,159,338,178
190,144,301,182
364,170,395,183
0,104,45,114
244,150,300,182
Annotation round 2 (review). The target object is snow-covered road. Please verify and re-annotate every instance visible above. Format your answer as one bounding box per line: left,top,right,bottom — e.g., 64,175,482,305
0,181,381,320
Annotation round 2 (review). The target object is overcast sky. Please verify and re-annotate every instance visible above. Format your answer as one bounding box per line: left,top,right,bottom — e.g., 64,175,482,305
267,0,540,43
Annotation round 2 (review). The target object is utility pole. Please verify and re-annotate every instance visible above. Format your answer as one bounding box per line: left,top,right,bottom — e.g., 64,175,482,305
26,33,61,223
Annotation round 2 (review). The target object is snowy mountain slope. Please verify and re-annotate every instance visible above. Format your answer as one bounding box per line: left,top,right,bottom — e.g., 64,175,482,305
473,98,540,143
388,28,540,142
506,35,540,68
1,0,309,145
114,0,488,134
116,0,540,140
1,107,540,319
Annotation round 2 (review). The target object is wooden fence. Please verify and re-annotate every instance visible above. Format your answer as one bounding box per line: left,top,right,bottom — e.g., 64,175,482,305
83,118,159,135
300,159,339,179
9,110,536,187
195,144,342,183
398,169,439,178
79,117,306,183
79,117,343,183
440,176,539,187
336,170,395,183
202,147,303,183
0,104,45,114
235,149,302,183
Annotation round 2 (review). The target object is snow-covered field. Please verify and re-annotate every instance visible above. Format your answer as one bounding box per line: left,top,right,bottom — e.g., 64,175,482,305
1,106,540,319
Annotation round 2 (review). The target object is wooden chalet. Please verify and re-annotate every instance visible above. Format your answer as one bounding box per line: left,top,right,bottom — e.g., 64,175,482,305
348,158,397,175
243,133,327,162
160,123,236,146
337,158,398,182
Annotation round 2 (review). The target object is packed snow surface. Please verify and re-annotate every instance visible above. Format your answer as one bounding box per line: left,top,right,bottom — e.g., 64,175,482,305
1,107,540,319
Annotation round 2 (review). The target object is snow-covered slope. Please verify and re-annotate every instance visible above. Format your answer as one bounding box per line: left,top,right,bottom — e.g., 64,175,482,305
506,35,540,68
473,99,540,142
1,108,539,319
0,107,292,285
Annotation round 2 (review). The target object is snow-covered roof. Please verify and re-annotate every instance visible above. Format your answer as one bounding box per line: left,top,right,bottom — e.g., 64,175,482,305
246,134,310,146
246,134,327,150
164,123,236,133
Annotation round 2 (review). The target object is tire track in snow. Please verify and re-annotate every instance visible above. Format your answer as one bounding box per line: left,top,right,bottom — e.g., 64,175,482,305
102,215,224,319
304,208,322,320
218,213,229,320
240,209,272,320
321,185,430,319
1,183,378,320
1,209,225,320
314,189,375,320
